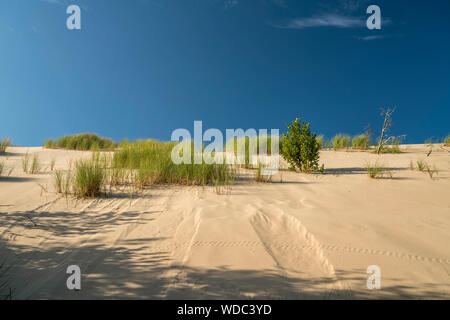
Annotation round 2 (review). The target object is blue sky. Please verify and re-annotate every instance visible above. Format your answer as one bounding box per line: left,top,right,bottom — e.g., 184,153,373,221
0,0,449,146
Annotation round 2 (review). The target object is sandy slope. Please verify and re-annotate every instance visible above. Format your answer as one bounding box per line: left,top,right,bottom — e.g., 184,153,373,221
0,145,449,299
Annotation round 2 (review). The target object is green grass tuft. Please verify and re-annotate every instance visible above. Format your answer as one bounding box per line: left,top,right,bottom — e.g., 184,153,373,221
114,140,237,188
351,134,370,150
416,159,426,172
444,135,450,147
365,161,394,179
331,134,351,150
22,152,30,173
0,138,10,154
29,153,41,174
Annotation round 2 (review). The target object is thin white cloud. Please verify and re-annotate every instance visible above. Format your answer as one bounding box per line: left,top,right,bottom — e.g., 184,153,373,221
274,14,364,29
40,0,63,4
224,0,239,9
358,35,385,41
338,0,370,12
271,0,287,8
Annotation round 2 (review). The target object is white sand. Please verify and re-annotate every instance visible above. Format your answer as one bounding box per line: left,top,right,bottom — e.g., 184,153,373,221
1,145,449,299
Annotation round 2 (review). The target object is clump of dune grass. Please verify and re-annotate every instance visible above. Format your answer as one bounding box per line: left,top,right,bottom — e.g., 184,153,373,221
54,169,72,196
444,135,450,147
0,138,10,154
227,135,279,169
114,140,237,190
255,162,273,183
44,138,56,149
365,161,394,179
0,161,4,176
109,166,128,188
21,152,30,173
375,138,402,154
213,163,236,195
52,140,238,198
331,134,351,150
29,154,41,174
416,159,426,172
316,135,324,149
351,134,370,150
72,153,107,198
425,164,438,179
44,133,117,151
413,159,438,179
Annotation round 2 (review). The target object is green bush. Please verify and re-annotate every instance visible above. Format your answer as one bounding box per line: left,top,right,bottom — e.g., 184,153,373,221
331,134,351,150
280,118,320,173
351,134,369,150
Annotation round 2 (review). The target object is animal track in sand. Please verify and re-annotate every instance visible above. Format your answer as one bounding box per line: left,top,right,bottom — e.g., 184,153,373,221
140,241,450,265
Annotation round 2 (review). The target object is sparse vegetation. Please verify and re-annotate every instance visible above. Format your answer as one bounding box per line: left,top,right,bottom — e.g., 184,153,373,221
316,135,324,149
444,135,450,147
413,159,438,179
416,159,426,172
376,138,402,154
29,153,41,174
54,168,72,196
226,135,278,169
0,138,10,154
72,153,107,197
44,133,116,151
52,140,238,198
280,118,321,173
22,152,30,173
255,162,273,183
331,134,351,150
365,161,394,179
114,140,237,189
351,134,370,150
425,164,438,179
44,138,55,149
0,161,4,176
376,107,395,155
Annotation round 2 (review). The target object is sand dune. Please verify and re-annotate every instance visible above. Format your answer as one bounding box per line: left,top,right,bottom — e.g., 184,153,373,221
1,145,449,299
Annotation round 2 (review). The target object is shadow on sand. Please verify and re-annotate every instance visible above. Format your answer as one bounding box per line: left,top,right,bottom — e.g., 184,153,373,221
1,220,448,299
